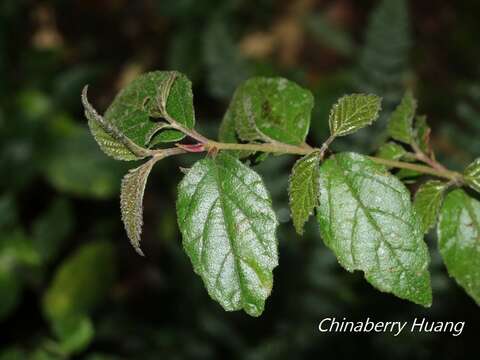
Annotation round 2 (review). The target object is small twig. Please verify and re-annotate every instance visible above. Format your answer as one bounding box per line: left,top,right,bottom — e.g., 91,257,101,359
411,141,448,173
369,157,463,182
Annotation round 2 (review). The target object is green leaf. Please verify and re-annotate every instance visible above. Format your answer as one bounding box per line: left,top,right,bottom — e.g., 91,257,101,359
395,168,422,182
413,180,447,234
233,77,314,145
387,91,417,144
328,94,382,137
106,71,194,144
43,242,116,321
82,87,150,161
0,194,17,229
376,142,407,161
0,268,21,320
120,159,156,255
177,152,278,316
83,71,195,159
32,198,73,263
52,315,94,355
306,14,355,56
414,115,433,156
203,21,249,99
438,189,480,305
464,158,480,193
0,229,41,267
288,151,320,235
316,152,432,306
218,92,253,159
43,114,127,199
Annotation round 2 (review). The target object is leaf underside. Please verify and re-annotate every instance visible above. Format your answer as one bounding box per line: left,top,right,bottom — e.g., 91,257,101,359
438,189,480,305
316,152,432,306
84,71,195,160
120,160,156,256
176,152,278,317
288,151,320,235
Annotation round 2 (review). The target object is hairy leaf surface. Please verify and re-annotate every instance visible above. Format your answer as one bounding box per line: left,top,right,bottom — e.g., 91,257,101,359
83,71,195,160
413,180,447,234
387,91,416,144
232,77,314,145
105,71,195,144
288,151,320,235
316,152,432,306
438,189,480,305
414,115,433,156
177,153,278,316
328,94,382,137
120,160,156,255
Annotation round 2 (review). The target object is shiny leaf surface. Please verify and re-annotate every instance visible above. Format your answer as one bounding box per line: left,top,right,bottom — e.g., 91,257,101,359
316,152,432,306
438,189,480,305
177,152,278,316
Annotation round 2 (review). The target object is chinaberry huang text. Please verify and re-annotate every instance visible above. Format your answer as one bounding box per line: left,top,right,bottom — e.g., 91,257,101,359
318,318,464,337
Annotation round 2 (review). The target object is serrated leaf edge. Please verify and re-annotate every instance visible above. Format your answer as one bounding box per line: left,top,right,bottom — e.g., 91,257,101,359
288,151,320,235
120,159,157,256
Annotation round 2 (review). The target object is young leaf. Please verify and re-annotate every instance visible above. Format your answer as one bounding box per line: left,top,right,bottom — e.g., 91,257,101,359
288,151,320,235
328,94,382,137
387,91,417,144
82,87,149,161
316,152,432,306
413,180,447,234
414,115,433,157
176,152,278,317
376,142,407,161
120,159,156,256
464,158,480,193
438,189,480,305
232,77,314,145
82,71,195,160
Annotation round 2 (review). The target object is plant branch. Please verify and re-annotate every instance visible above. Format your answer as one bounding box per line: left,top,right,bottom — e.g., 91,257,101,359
205,140,312,155
157,110,462,183
368,157,462,182
202,140,462,182
411,141,448,173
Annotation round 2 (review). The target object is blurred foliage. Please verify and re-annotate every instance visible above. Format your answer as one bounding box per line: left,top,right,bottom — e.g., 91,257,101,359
0,0,479,358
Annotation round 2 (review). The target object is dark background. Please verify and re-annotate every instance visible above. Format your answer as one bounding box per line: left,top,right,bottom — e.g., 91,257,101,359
0,0,479,359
